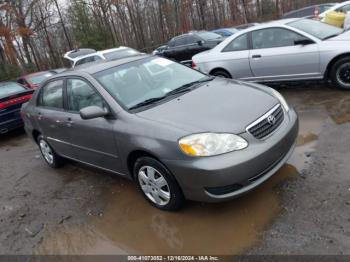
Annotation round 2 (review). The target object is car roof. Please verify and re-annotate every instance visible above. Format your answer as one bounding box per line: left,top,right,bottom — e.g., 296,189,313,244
59,54,150,76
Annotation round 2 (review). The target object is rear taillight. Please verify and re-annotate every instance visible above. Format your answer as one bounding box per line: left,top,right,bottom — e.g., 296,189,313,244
0,94,32,110
192,61,198,70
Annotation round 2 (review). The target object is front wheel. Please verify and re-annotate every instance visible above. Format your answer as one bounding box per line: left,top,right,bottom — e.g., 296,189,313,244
37,135,64,168
330,57,350,90
134,157,184,211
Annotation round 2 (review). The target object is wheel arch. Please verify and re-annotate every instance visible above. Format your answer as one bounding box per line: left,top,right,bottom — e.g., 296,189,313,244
325,53,350,79
209,67,232,78
32,130,41,144
127,149,164,179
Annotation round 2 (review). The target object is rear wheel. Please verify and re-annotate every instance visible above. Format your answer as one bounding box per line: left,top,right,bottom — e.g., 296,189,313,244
134,157,184,211
330,57,350,90
211,69,231,78
37,135,64,168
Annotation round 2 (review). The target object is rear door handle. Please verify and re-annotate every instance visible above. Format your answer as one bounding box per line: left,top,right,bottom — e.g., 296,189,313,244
252,55,262,59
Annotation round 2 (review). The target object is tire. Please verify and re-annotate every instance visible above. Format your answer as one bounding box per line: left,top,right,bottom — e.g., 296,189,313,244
330,57,350,90
211,69,231,78
134,157,184,211
37,135,64,168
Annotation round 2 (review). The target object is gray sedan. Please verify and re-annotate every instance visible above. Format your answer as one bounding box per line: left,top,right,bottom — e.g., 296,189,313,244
193,18,350,89
21,55,298,211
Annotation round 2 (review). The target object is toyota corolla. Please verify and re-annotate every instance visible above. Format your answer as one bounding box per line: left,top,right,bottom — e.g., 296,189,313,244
21,55,298,211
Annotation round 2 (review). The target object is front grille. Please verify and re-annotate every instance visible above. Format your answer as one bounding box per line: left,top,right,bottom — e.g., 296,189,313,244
247,104,284,139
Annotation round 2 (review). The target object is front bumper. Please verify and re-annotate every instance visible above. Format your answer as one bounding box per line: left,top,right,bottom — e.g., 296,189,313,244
162,109,299,202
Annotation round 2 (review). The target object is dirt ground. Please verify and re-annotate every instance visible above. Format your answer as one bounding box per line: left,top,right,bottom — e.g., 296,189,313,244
0,84,349,255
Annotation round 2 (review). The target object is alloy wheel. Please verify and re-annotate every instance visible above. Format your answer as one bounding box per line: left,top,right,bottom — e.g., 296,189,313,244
138,166,171,206
39,140,54,165
336,62,350,88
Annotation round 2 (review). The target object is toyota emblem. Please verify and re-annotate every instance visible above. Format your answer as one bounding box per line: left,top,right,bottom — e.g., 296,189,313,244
267,115,276,125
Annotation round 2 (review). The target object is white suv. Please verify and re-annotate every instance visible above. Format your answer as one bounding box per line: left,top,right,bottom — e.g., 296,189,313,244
64,47,140,68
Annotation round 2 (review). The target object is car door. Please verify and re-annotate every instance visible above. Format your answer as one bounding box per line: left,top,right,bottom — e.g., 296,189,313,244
249,27,320,81
36,79,74,157
219,33,254,79
64,78,121,172
185,35,203,61
164,36,187,62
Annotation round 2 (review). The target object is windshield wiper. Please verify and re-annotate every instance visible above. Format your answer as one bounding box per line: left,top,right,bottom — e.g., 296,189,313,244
165,76,215,96
128,77,214,110
128,96,167,110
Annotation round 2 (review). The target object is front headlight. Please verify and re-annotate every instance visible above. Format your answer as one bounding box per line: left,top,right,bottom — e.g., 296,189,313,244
271,89,289,112
179,133,248,157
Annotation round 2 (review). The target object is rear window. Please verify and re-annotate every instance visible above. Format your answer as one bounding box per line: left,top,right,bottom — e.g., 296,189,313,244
28,72,55,85
103,49,139,60
0,82,26,98
196,31,222,40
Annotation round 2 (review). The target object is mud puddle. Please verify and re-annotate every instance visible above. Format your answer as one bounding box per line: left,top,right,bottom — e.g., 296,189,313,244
35,164,298,255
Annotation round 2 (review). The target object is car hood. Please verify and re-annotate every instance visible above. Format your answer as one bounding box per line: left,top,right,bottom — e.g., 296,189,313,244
327,30,350,41
136,78,278,134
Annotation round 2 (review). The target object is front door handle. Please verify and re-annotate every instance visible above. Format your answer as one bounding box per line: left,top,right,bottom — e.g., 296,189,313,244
252,54,262,59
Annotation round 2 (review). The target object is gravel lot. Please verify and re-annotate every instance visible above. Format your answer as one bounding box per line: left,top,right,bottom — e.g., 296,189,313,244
0,84,349,255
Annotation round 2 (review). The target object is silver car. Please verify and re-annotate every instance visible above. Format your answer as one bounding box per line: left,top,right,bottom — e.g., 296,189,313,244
21,55,298,211
193,18,350,89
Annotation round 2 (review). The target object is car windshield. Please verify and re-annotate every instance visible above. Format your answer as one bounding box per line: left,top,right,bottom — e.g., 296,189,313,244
103,49,139,60
28,72,54,84
196,31,222,40
288,19,343,40
0,82,26,98
94,57,207,110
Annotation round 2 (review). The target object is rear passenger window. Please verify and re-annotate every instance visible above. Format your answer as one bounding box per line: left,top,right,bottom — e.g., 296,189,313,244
223,34,248,52
39,80,64,109
67,79,105,112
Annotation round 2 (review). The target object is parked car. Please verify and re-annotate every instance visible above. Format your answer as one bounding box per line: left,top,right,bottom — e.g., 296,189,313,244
193,18,350,89
319,1,350,18
64,47,141,68
0,82,34,134
282,3,335,18
152,45,168,55
161,31,223,65
211,28,239,37
17,71,56,89
22,55,298,211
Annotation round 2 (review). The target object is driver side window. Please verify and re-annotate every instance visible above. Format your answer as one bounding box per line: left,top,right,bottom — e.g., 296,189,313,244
66,79,105,112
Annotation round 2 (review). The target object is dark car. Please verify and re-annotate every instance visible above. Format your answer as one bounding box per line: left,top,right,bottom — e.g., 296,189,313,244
161,31,223,65
282,3,335,18
17,71,56,89
22,55,298,211
211,28,239,37
0,82,34,134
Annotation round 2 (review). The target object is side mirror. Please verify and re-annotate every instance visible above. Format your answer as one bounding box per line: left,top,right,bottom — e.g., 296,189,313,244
79,106,108,120
197,40,204,46
294,38,314,46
